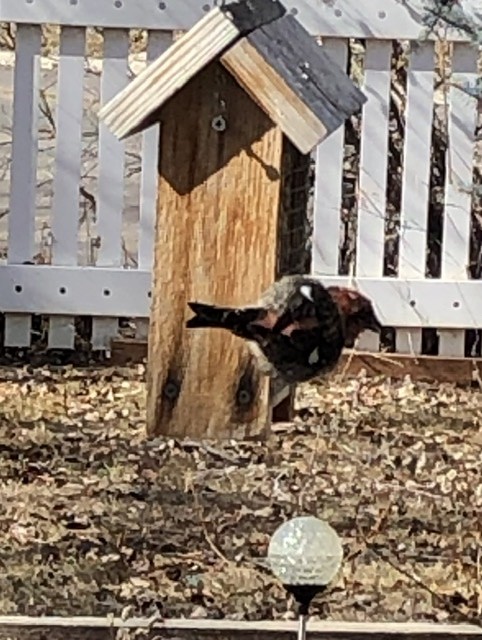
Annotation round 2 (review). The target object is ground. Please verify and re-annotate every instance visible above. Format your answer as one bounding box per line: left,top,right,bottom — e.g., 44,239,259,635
0,366,481,623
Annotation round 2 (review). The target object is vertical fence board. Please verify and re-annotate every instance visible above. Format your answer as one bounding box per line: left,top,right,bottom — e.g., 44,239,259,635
312,38,348,277
92,29,129,352
356,40,392,351
135,30,173,341
5,25,41,348
396,41,435,355
48,27,86,349
438,43,478,357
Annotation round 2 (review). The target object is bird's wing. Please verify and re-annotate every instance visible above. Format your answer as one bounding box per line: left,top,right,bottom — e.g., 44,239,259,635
250,278,344,350
269,284,320,335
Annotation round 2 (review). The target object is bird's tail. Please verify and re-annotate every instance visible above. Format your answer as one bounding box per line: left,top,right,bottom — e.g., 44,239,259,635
186,301,264,337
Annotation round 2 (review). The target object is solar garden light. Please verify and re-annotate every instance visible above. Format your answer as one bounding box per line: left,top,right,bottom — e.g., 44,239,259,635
267,516,343,640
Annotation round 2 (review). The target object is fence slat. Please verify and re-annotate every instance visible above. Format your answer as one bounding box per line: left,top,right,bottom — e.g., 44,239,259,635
92,29,129,352
48,27,86,349
135,30,173,341
4,25,41,348
438,43,478,357
312,37,348,277
395,41,435,355
356,40,392,351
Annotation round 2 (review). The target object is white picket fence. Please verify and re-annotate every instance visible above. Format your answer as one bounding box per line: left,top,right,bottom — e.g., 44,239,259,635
0,0,480,356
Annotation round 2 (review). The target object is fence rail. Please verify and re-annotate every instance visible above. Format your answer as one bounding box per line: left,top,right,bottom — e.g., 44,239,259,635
2,266,482,330
2,0,479,39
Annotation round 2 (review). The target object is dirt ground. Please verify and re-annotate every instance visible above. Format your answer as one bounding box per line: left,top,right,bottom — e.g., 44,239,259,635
0,365,481,623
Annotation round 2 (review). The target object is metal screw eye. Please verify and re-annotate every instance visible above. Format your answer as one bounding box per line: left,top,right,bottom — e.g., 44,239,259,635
237,389,252,406
211,115,227,132
164,382,180,400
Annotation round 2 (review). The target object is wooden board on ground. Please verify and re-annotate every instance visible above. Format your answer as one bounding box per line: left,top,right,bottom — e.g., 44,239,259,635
337,351,482,385
0,616,481,640
112,338,482,387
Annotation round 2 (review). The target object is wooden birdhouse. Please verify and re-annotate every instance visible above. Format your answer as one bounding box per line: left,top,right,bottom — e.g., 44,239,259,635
99,0,367,441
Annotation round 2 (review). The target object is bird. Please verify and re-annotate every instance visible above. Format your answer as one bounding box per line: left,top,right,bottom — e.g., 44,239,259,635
185,275,382,385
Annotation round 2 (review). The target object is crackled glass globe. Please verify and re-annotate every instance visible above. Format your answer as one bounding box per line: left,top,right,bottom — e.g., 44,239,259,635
267,516,343,586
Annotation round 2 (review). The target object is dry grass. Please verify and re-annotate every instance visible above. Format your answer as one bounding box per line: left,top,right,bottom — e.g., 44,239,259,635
0,366,481,622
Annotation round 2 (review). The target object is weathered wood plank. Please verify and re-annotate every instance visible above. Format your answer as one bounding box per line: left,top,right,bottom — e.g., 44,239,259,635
222,38,327,154
395,41,435,356
99,1,285,141
0,616,481,640
337,350,482,385
146,61,283,439
222,17,366,154
248,16,366,119
99,8,238,138
112,338,482,386
219,0,285,32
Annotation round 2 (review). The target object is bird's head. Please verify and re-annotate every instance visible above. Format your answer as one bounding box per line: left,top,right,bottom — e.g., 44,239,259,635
327,287,383,348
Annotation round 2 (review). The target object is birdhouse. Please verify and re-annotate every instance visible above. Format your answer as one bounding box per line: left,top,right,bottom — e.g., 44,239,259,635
99,0,367,441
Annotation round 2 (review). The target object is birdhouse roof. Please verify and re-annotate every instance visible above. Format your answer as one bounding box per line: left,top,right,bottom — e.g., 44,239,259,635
99,0,367,154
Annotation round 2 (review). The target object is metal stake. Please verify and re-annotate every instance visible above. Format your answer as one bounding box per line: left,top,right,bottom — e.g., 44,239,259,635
297,613,307,640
